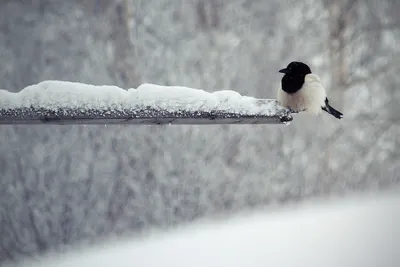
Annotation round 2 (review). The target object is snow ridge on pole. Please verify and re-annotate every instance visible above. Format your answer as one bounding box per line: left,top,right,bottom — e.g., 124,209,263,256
0,81,293,125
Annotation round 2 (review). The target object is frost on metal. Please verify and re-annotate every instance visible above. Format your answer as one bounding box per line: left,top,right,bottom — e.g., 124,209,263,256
0,81,292,125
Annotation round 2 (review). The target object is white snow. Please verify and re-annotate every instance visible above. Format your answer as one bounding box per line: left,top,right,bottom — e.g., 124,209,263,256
10,191,400,267
0,80,283,115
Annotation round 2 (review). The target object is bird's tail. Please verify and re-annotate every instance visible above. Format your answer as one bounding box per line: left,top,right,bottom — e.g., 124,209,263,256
322,98,343,119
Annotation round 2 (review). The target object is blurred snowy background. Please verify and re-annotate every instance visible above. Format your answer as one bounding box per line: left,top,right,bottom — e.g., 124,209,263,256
0,0,400,264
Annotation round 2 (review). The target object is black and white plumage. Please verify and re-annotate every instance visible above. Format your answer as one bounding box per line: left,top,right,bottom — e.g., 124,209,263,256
277,61,343,119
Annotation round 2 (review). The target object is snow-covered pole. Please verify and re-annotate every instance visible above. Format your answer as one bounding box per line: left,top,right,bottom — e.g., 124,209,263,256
0,81,292,125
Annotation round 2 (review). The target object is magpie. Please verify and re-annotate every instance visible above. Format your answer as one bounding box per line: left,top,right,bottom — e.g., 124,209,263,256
277,61,343,119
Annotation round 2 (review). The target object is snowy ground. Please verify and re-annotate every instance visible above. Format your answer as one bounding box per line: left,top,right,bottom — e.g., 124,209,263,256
10,190,400,267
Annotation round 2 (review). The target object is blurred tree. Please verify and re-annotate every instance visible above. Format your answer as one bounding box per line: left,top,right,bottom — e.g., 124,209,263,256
323,0,400,106
318,0,400,183
323,0,355,108
196,0,221,30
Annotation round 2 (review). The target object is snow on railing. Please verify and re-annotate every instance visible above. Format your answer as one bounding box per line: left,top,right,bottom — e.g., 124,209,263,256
0,81,292,125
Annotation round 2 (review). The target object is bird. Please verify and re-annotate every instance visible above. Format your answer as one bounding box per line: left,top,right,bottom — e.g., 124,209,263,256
277,61,343,119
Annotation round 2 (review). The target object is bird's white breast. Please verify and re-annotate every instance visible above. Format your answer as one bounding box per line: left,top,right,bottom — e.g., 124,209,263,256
277,74,327,115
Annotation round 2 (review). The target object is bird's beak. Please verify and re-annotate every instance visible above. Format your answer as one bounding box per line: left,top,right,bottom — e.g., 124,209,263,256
279,68,288,74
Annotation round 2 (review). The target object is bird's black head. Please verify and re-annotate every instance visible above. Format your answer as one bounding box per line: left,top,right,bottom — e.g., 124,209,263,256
279,61,312,94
